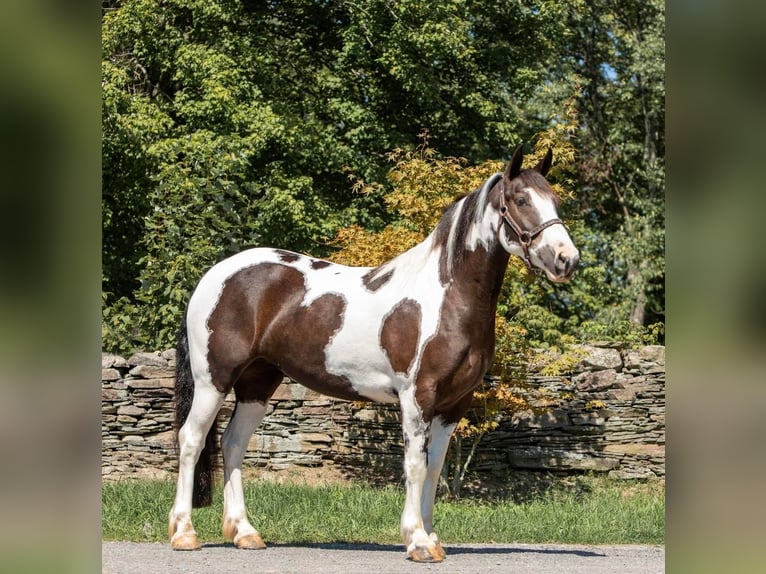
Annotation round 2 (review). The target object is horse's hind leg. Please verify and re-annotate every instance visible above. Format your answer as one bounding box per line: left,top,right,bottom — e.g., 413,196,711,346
221,401,268,549
221,363,283,549
169,383,224,550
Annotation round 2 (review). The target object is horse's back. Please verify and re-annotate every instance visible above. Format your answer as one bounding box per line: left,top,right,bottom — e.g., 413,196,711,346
185,248,384,400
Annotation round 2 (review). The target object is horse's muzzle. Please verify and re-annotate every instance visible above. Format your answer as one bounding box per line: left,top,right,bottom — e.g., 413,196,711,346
546,248,579,283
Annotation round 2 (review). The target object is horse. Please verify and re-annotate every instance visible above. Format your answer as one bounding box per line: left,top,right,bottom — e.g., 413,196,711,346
168,145,579,562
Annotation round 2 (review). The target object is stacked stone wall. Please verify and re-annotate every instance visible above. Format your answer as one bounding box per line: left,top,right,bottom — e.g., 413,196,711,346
102,345,664,481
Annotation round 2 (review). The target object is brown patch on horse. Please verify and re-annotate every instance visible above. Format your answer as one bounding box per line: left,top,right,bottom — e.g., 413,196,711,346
415,246,509,424
233,360,283,403
207,262,366,402
363,268,394,292
380,298,422,376
268,291,367,401
310,259,331,270
275,249,300,263
206,263,297,395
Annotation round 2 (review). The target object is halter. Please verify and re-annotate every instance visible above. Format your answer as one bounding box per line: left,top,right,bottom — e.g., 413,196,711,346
497,185,564,271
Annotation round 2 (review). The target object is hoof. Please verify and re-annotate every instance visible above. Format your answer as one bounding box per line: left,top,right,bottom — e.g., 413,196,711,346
234,532,267,550
171,533,201,551
408,543,446,563
431,542,446,561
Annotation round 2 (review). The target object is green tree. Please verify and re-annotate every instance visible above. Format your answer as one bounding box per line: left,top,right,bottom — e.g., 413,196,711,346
102,0,588,352
565,0,665,333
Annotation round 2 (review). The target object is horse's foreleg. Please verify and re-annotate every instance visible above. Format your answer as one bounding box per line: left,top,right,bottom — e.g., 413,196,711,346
221,400,268,549
399,389,444,562
421,416,456,549
169,384,224,550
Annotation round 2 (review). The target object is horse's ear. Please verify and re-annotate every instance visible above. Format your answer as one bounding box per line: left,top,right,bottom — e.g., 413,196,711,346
534,148,553,177
505,145,524,179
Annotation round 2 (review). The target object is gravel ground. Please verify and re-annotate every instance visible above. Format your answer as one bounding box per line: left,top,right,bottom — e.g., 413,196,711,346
102,541,664,573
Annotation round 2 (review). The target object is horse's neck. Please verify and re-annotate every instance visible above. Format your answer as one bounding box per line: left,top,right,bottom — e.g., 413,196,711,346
432,221,511,311
372,208,510,308
447,243,510,312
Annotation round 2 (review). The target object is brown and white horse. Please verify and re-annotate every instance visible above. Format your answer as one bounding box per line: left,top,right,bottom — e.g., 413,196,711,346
168,145,579,561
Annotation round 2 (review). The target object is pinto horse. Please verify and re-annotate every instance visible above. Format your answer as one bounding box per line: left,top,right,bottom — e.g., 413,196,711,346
168,145,579,561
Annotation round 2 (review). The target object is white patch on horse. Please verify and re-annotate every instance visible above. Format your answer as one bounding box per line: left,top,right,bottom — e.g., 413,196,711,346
398,383,431,551
525,187,573,251
461,173,502,256
421,416,456,535
445,198,465,277
300,235,449,403
467,201,499,253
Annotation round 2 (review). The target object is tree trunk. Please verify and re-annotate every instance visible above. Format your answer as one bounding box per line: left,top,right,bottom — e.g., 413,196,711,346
628,264,647,325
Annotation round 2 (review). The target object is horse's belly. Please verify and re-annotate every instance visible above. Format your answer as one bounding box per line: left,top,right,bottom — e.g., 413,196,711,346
344,372,402,404
282,364,400,404
325,323,406,403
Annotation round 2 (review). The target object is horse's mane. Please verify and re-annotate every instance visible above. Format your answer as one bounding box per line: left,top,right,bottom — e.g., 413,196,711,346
433,173,502,275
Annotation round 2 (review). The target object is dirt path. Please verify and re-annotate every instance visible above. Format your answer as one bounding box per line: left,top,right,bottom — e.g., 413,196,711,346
102,541,664,573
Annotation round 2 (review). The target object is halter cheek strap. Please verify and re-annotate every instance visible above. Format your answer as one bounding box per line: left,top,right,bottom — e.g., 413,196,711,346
498,192,563,271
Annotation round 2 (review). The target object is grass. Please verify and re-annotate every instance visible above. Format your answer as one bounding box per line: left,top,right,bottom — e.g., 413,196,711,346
102,476,664,545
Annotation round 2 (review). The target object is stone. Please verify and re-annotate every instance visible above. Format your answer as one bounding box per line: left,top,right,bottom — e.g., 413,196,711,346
623,351,643,370
129,364,176,379
161,349,177,362
352,409,380,422
102,368,122,381
577,346,623,371
296,406,333,417
137,418,160,428
102,388,124,401
300,432,333,444
538,409,569,429
603,444,665,457
639,345,665,364
249,434,303,453
569,411,608,426
125,378,175,389
122,435,145,443
147,430,176,447
271,383,303,401
117,405,146,416
127,351,167,367
573,369,617,392
102,354,129,369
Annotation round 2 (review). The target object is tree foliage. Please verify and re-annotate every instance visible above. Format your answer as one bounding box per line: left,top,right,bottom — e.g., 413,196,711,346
566,0,666,330
102,0,664,355
102,0,602,352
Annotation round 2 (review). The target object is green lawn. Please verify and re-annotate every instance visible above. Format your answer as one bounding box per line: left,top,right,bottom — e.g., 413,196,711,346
102,477,664,545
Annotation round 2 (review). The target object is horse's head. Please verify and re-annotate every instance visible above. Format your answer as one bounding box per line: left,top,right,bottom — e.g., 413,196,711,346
497,146,579,283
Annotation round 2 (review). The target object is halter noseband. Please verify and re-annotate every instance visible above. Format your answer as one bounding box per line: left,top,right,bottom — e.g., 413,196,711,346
497,185,564,271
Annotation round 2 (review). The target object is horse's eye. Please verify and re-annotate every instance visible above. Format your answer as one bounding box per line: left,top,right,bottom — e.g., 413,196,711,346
515,197,529,208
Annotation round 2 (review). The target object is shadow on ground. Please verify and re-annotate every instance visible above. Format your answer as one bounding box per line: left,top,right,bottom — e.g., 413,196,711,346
219,541,608,559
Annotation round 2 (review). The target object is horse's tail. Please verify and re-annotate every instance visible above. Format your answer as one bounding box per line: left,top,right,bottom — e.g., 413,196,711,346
174,310,218,507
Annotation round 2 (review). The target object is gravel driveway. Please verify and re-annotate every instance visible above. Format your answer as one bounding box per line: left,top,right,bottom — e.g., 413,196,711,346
102,541,664,573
